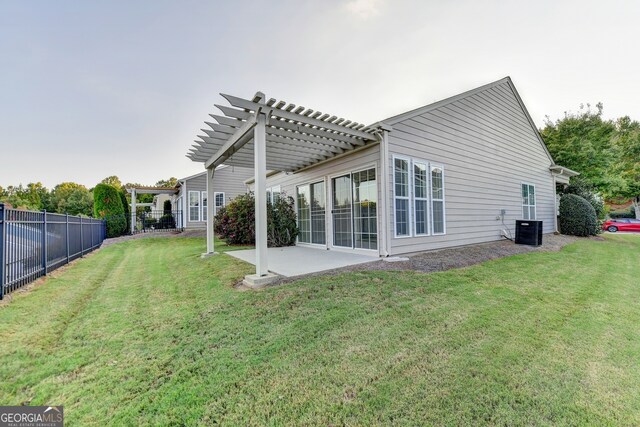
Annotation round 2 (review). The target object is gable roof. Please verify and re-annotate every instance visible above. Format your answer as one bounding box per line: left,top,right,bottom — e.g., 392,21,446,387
374,76,555,164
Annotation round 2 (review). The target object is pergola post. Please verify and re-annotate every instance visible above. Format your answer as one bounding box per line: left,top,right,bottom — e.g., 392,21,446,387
130,189,137,234
377,125,393,257
203,167,217,256
254,112,268,276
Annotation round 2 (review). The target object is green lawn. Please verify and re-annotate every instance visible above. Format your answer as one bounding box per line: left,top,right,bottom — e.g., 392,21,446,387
1,235,640,426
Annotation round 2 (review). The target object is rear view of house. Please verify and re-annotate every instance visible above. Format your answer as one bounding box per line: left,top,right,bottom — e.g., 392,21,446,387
186,77,577,285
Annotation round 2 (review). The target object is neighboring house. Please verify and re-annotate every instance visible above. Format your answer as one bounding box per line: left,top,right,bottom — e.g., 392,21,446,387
173,166,253,230
151,194,172,212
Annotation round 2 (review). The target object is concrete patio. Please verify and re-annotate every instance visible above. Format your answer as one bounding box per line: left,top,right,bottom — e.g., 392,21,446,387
226,246,378,277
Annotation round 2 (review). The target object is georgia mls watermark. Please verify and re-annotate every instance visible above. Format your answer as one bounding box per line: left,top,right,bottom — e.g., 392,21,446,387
0,406,63,427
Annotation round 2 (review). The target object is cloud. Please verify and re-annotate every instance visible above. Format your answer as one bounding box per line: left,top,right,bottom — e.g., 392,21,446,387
345,0,383,20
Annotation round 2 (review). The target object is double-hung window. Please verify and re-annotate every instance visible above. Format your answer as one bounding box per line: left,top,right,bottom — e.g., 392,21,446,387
393,156,446,237
188,191,200,222
394,158,411,237
201,191,208,221
431,165,445,234
215,192,225,213
413,162,429,235
522,183,536,220
268,186,281,205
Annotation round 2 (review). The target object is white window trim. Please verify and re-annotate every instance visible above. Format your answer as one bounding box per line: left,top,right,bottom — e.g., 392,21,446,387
295,181,326,246
521,182,537,220
430,163,446,235
268,185,281,204
188,190,200,222
201,191,208,221
392,156,447,238
214,192,225,212
392,155,412,238
413,160,431,237
327,165,379,253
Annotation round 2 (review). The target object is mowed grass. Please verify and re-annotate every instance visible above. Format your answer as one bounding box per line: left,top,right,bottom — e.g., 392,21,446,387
1,235,640,426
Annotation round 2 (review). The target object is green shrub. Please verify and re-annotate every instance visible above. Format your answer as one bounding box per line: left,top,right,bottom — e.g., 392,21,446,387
152,213,176,229
143,216,158,229
267,194,298,247
214,193,255,245
562,177,605,224
609,206,635,219
214,192,298,247
559,194,598,236
120,190,130,235
93,183,127,238
163,199,172,215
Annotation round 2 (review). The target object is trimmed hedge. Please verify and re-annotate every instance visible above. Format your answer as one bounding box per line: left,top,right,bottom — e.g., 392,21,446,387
609,207,636,219
214,192,298,247
94,183,127,238
559,194,598,236
120,190,130,235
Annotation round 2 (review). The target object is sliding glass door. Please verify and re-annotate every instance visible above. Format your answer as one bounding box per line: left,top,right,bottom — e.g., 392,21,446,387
331,168,377,250
353,168,377,250
297,181,326,245
332,175,353,248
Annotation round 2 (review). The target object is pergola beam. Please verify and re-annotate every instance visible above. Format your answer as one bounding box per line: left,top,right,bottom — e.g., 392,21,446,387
205,114,258,169
220,94,376,140
192,144,316,170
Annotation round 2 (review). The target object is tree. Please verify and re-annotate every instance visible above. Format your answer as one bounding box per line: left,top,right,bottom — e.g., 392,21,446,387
94,184,127,237
541,104,640,219
120,190,131,235
51,182,93,216
0,183,50,210
101,176,123,190
612,116,640,218
155,177,178,188
541,103,618,195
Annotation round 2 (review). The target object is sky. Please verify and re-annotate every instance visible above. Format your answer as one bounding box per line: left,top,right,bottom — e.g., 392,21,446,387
1,0,639,188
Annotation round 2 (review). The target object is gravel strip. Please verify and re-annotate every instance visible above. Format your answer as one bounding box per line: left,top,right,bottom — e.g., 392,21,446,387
268,234,581,286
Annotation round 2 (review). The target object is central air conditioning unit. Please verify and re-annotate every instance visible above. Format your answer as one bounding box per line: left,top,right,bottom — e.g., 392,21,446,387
515,220,543,246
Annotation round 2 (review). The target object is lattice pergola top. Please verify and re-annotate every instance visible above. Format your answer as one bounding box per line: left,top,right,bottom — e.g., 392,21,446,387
125,186,177,195
186,91,381,172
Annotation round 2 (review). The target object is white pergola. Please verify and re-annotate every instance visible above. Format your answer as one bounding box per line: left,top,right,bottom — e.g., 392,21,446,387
187,91,382,286
125,186,177,234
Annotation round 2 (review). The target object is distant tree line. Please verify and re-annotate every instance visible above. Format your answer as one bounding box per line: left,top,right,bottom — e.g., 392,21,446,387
1,176,177,215
541,103,640,218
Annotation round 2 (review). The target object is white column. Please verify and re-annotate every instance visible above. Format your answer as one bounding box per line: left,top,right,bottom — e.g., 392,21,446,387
130,189,137,234
552,175,559,233
378,125,392,257
254,113,268,276
206,167,216,254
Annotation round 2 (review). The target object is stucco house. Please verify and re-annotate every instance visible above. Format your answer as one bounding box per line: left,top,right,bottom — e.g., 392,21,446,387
186,77,577,285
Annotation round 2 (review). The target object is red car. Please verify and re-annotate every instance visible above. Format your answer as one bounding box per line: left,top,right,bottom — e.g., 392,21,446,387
603,218,640,232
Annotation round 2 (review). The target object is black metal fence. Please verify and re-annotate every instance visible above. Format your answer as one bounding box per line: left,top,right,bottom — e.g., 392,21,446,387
0,203,106,299
135,210,183,233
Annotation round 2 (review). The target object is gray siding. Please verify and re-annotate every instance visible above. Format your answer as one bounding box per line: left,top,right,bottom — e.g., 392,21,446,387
385,80,555,255
179,166,253,229
250,146,382,251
